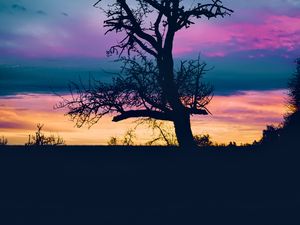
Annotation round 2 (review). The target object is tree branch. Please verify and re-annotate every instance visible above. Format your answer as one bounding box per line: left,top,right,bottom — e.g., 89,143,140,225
116,0,159,51
112,110,172,122
176,0,234,30
188,108,208,115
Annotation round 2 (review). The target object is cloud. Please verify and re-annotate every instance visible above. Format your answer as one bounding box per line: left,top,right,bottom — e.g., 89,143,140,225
11,4,26,12
0,121,28,129
174,13,300,57
1,1,299,60
36,10,47,15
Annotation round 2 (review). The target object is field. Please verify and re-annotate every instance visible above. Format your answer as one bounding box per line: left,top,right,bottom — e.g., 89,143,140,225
0,145,299,225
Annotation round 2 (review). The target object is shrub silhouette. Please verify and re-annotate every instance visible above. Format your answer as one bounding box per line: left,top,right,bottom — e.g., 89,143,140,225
0,136,8,145
261,125,282,145
194,134,213,147
107,137,118,146
25,124,65,146
107,129,136,146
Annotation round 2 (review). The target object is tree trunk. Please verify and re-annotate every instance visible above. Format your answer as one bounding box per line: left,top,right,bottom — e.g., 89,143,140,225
173,110,197,150
157,27,196,149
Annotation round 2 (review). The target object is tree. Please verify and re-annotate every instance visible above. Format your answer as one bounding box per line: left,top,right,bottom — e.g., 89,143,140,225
281,58,300,142
25,124,65,146
287,58,300,113
260,125,282,145
284,58,300,126
58,0,233,148
260,58,300,146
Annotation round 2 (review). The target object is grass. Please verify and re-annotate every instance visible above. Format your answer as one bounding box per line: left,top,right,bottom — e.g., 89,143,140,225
0,145,299,225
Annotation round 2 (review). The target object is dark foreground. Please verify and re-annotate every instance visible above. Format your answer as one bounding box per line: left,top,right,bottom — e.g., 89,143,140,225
0,145,299,225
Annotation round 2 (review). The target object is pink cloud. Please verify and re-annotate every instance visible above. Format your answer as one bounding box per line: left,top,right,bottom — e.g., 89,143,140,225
174,13,300,57
3,8,299,59
2,17,110,59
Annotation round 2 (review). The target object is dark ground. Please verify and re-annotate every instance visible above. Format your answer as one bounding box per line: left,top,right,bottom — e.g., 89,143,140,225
0,145,299,225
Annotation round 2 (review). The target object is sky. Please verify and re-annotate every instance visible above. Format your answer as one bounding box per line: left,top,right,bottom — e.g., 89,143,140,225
0,0,299,145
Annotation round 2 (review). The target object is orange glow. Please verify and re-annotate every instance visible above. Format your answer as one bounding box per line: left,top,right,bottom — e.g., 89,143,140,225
0,90,286,145
192,90,287,144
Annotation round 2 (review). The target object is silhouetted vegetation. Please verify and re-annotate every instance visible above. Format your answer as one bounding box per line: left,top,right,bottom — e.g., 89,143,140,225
0,136,8,145
107,119,177,146
108,129,136,146
260,125,282,145
281,58,300,142
106,118,234,147
107,136,118,146
194,134,213,147
260,58,300,146
138,119,178,146
25,124,65,146
58,1,233,148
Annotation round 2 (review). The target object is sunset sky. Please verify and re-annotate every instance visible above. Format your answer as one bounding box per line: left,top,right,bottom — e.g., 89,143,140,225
0,0,299,145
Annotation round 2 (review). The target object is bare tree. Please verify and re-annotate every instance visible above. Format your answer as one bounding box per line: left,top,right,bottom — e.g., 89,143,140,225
58,0,233,148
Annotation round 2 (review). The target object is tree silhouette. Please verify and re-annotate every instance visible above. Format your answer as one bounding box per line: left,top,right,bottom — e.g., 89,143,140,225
58,1,233,148
261,125,281,145
260,58,300,146
285,59,300,117
282,58,300,142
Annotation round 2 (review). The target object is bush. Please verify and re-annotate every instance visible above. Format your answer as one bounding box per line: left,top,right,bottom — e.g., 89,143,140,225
107,137,118,146
107,129,136,146
194,134,213,147
25,124,65,146
0,136,8,145
260,125,282,145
